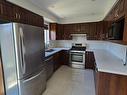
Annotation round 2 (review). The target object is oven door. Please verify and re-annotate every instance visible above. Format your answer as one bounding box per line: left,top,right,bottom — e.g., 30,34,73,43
70,52,85,64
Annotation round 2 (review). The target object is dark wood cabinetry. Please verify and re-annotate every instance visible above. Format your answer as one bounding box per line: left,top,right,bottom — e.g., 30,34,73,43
47,50,69,72
0,1,14,21
0,1,44,27
123,22,127,41
50,22,104,40
85,51,95,69
118,0,125,18
95,72,127,95
0,58,4,95
45,56,54,80
103,0,127,42
60,50,69,65
53,52,61,71
56,24,64,40
105,0,125,21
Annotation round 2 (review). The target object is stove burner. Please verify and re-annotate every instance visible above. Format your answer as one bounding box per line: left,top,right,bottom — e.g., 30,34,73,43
70,46,86,51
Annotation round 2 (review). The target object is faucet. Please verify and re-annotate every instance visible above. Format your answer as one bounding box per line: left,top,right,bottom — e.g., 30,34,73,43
124,48,127,66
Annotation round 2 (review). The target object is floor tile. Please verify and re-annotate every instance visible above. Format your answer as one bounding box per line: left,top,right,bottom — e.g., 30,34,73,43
42,65,95,95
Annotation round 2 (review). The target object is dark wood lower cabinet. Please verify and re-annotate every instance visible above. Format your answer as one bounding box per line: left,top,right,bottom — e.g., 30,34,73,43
60,50,69,65
95,72,127,95
85,51,95,69
53,50,69,71
45,56,54,80
53,52,61,71
0,58,4,95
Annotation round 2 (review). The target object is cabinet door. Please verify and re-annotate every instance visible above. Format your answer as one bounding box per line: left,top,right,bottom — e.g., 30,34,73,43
80,23,89,34
0,0,5,1
53,52,61,71
0,2,14,21
32,14,43,27
60,50,69,65
56,24,64,40
45,56,54,80
118,0,125,17
0,2,3,15
13,6,27,23
89,23,97,40
0,58,4,95
85,51,95,69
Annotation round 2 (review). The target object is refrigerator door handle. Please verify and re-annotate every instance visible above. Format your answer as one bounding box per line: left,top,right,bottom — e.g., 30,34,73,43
23,70,43,83
19,28,26,74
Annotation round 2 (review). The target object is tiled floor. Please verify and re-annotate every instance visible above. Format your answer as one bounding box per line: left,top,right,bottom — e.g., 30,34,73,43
43,65,95,95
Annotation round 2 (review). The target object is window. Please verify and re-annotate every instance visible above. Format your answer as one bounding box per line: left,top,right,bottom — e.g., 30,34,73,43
44,24,50,49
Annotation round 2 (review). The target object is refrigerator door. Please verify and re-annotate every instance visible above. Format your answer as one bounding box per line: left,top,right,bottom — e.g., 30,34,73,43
0,23,19,95
19,68,46,95
13,23,45,79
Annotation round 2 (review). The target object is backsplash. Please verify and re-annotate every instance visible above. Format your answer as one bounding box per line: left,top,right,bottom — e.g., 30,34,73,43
49,40,127,63
49,40,107,49
106,42,127,63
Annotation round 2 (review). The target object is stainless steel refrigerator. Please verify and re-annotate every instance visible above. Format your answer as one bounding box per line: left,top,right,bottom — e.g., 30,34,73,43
0,23,46,95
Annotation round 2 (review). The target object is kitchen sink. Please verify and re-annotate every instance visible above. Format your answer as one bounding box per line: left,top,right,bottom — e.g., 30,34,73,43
45,49,55,52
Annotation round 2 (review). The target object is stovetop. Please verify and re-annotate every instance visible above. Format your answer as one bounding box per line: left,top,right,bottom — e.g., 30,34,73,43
70,46,86,51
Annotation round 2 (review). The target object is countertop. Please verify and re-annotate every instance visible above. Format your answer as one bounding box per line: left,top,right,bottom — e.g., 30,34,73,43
45,48,127,75
93,49,127,76
45,48,70,58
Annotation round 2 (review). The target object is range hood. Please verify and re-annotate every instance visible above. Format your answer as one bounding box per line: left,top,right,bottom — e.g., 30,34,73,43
71,34,87,42
71,34,87,37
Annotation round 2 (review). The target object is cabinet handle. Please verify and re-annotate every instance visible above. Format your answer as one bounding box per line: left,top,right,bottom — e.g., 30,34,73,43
15,13,18,19
18,14,21,19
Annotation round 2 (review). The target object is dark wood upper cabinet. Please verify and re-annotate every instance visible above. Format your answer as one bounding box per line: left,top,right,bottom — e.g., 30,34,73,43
105,0,125,21
0,0,5,2
0,2,3,16
80,23,89,34
54,22,105,40
118,0,125,17
0,2,14,21
56,24,63,40
88,23,97,40
13,6,27,23
0,1,44,27
13,5,44,27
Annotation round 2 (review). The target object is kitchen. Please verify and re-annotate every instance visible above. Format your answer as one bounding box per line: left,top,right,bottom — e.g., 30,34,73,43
0,0,127,95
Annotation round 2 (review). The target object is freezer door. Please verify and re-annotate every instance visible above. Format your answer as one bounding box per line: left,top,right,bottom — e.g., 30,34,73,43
19,68,46,95
13,23,45,79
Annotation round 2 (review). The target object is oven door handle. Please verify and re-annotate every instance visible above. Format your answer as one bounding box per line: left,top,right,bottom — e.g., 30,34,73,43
69,52,84,55
69,51,85,54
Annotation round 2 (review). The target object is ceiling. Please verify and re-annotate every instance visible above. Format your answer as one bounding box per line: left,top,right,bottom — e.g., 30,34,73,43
8,0,117,23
